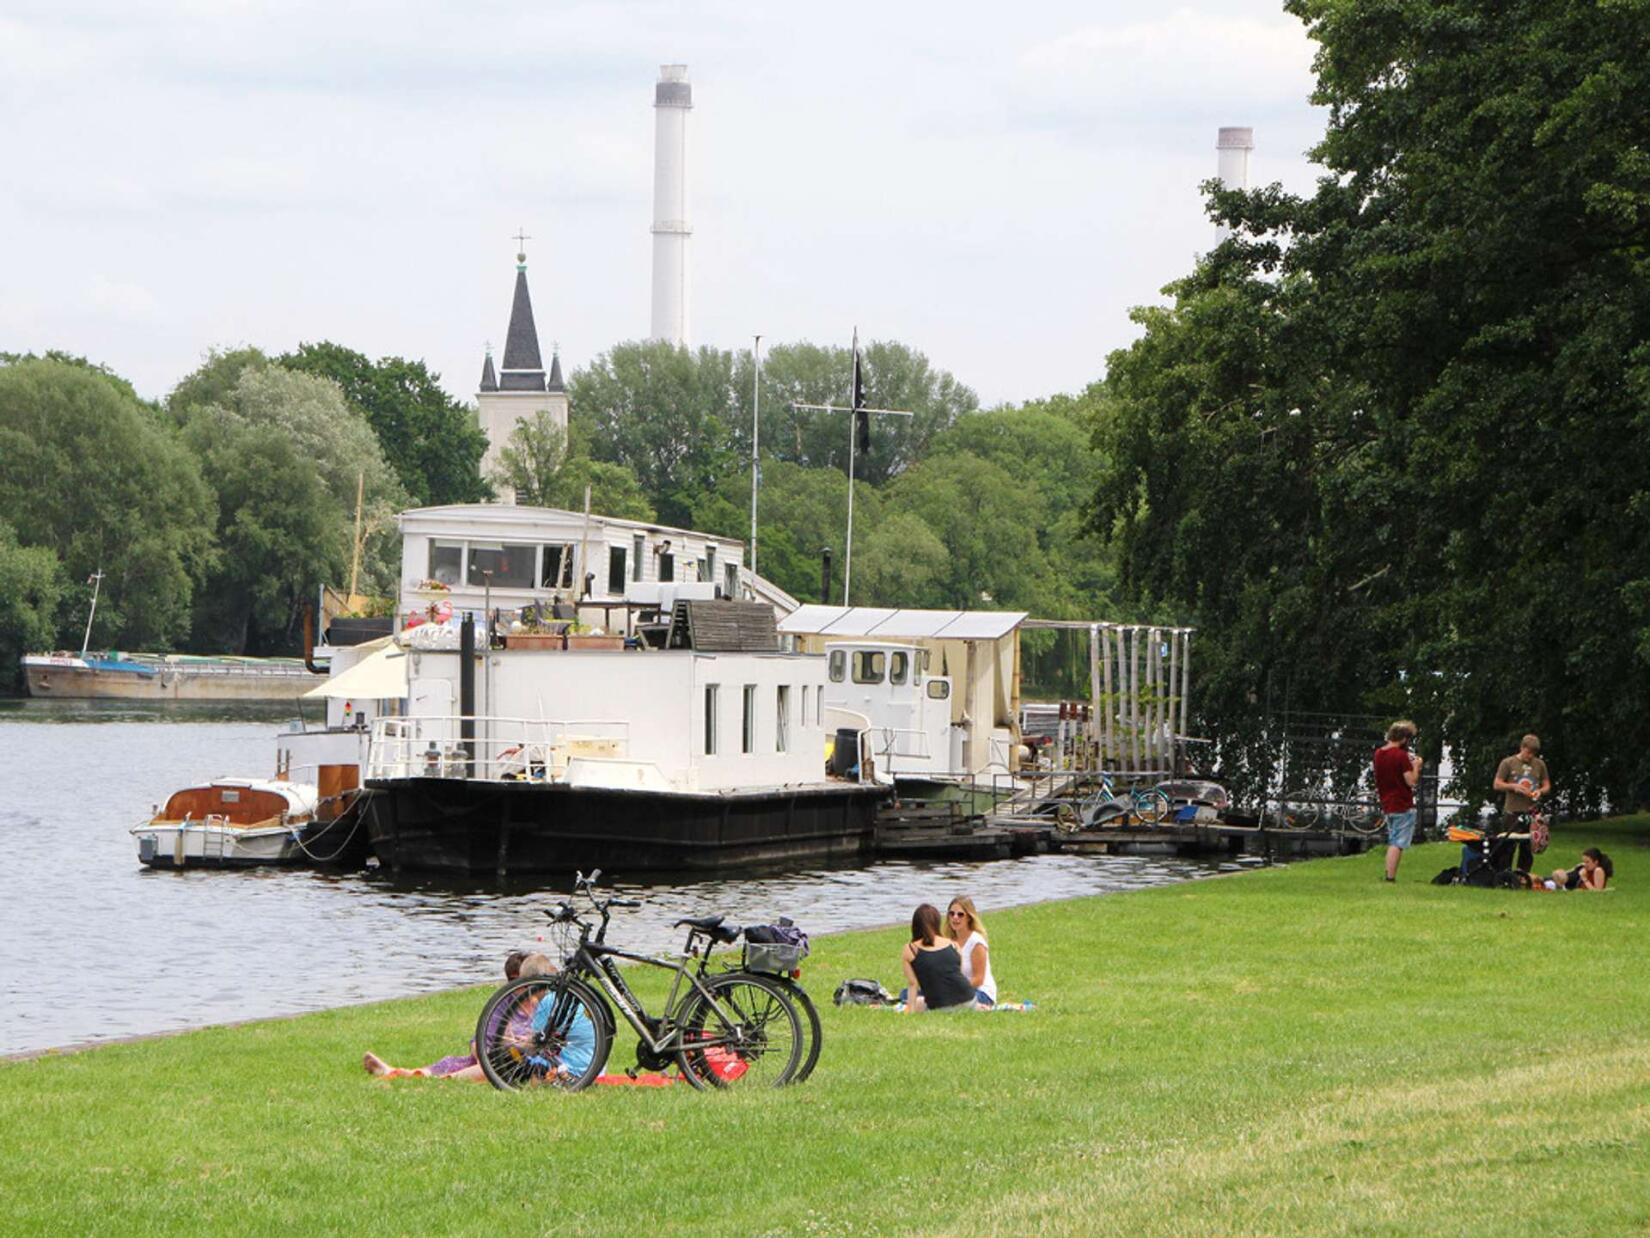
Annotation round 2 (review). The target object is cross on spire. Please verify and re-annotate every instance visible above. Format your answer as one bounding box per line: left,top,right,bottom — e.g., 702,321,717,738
513,227,531,263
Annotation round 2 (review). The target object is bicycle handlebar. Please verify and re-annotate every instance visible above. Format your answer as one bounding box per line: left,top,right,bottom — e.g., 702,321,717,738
607,897,641,909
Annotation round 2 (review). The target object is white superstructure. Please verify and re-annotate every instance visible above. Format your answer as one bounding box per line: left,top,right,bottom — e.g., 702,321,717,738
650,64,692,346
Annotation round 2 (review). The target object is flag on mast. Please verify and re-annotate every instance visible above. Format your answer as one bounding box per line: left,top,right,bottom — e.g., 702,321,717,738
851,335,870,455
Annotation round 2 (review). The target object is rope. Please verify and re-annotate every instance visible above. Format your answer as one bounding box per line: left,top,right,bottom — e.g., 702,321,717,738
287,788,371,863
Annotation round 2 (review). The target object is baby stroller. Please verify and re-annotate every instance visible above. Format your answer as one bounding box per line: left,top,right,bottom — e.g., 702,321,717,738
1443,818,1533,889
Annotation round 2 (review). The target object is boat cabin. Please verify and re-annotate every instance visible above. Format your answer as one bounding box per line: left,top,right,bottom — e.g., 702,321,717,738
152,780,316,827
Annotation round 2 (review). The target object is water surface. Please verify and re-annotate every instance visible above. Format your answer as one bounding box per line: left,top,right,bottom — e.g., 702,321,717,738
0,698,1237,1056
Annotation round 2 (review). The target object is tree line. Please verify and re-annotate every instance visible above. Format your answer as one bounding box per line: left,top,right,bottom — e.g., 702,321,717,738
0,338,1124,689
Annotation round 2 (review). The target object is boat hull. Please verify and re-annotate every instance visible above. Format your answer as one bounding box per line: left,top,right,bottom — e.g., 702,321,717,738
25,662,315,702
362,777,887,875
134,824,304,869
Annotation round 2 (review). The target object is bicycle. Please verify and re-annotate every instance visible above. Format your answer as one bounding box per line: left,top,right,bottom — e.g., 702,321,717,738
1047,772,1173,834
474,870,806,1092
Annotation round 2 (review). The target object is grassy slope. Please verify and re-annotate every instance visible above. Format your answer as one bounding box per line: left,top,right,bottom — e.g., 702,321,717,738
4,820,1648,1236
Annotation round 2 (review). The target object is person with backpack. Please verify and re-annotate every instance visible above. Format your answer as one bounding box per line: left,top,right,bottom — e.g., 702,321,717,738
1493,734,1551,873
1372,720,1423,882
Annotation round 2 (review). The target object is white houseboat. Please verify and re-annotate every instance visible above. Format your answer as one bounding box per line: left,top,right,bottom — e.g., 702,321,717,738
360,601,884,874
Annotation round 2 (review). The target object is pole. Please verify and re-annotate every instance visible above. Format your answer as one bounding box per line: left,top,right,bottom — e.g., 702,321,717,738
749,334,762,584
80,569,104,658
843,328,858,607
1100,625,1114,767
1167,626,1181,774
348,469,365,601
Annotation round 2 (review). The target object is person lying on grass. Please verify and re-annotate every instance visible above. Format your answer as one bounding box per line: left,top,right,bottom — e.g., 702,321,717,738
363,951,555,1080
1539,848,1613,892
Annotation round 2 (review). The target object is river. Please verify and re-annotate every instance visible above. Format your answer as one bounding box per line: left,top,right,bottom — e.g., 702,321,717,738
0,699,1239,1056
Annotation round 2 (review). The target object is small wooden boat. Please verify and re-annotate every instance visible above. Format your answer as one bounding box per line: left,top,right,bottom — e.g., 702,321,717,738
132,779,320,869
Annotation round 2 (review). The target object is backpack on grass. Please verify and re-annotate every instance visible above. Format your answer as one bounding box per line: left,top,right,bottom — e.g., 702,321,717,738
833,978,898,1007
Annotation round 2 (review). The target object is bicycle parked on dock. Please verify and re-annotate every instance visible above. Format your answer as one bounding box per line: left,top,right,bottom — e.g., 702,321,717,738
1046,772,1173,834
474,870,809,1092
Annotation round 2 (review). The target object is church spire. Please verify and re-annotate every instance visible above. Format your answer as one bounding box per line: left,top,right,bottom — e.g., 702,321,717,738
499,237,546,392
479,345,498,393
547,348,565,393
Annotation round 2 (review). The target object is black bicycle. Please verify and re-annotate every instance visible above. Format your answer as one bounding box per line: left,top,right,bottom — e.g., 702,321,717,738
474,871,806,1092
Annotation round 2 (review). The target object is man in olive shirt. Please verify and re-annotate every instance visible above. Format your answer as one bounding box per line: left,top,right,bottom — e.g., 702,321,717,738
1493,733,1550,872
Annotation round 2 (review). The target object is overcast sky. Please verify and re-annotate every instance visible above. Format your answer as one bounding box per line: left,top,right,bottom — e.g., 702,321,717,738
1,1,1326,410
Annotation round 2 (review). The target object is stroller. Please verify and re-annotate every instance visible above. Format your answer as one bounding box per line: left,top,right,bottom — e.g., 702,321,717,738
1439,817,1536,888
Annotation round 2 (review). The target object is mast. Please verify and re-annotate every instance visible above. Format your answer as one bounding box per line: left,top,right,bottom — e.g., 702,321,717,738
80,569,104,658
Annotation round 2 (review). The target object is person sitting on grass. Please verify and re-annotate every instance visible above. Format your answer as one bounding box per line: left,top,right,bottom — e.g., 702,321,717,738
1546,848,1613,891
363,951,553,1081
941,896,997,1007
899,903,979,1012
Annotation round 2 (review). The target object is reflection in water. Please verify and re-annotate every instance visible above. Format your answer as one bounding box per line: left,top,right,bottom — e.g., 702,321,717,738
0,704,1248,1056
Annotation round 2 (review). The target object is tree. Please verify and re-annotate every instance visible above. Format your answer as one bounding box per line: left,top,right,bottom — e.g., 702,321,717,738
730,340,977,486
1094,0,1650,809
0,519,65,690
569,341,738,525
0,358,214,651
280,342,489,505
492,413,654,521
173,364,408,651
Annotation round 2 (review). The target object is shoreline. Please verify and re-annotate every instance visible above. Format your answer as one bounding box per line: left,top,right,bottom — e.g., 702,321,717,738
1,866,1257,1063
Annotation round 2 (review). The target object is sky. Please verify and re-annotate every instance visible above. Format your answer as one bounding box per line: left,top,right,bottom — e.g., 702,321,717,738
0,1,1327,410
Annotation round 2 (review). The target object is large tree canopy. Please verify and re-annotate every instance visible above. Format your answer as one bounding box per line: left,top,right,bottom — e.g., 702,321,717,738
0,358,213,650
280,342,489,506
1094,0,1650,809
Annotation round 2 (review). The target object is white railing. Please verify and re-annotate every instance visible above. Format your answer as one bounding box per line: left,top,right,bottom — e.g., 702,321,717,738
367,715,631,783
873,726,933,761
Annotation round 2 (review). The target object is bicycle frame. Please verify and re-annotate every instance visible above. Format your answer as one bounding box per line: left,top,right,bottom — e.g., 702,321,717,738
567,938,736,1057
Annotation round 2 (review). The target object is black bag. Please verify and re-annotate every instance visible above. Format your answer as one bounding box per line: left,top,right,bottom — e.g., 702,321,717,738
833,978,897,1007
745,917,809,952
1431,866,1461,886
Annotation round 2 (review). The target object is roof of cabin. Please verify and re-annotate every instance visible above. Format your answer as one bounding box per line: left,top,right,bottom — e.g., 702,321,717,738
777,606,1027,641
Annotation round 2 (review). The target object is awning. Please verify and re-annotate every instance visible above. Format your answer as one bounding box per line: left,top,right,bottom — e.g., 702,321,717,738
303,642,408,700
777,606,1028,641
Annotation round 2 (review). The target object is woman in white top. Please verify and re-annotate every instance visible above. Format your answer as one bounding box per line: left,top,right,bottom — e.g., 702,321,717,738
942,896,996,1006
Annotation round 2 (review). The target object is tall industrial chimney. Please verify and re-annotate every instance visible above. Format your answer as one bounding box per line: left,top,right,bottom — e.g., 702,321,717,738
650,64,692,346
1216,126,1254,191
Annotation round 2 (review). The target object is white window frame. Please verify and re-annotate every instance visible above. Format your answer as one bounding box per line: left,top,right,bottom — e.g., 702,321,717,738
776,685,791,753
704,684,719,755
742,684,757,754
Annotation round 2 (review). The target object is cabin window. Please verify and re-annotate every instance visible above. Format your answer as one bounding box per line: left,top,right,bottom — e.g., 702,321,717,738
540,543,577,590
776,685,791,752
704,685,719,755
607,546,626,595
632,535,645,581
428,541,463,586
927,679,950,700
742,684,757,754
828,651,846,682
890,652,909,685
724,562,739,600
659,551,675,582
706,544,717,584
801,685,810,725
852,651,886,684
468,542,535,589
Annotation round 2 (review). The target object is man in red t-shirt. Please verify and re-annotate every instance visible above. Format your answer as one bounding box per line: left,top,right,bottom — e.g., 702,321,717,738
1372,720,1423,881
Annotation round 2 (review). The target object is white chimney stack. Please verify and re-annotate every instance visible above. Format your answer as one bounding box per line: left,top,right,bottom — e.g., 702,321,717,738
650,64,692,346
1216,126,1254,191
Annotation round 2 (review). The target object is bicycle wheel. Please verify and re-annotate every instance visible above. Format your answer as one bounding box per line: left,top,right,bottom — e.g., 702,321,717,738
676,972,803,1089
773,977,823,1083
475,974,613,1092
1052,801,1083,835
1278,797,1320,830
1132,788,1173,825
1345,805,1389,836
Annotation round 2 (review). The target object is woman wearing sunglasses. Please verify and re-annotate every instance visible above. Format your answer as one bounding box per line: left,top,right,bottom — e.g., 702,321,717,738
941,896,996,1007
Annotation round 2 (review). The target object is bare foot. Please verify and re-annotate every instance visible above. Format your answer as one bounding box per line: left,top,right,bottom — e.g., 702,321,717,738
362,1051,391,1077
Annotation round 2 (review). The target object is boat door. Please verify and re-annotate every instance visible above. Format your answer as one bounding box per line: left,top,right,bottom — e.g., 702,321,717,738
411,677,455,747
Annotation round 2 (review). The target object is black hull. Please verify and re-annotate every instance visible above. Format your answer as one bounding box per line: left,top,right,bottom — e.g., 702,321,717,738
362,778,888,875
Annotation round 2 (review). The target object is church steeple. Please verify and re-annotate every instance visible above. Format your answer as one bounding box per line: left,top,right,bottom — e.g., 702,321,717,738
479,346,498,393
499,245,546,392
547,349,565,393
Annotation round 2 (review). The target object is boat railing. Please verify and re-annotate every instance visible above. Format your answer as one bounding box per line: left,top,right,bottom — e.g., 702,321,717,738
871,726,933,760
367,715,632,783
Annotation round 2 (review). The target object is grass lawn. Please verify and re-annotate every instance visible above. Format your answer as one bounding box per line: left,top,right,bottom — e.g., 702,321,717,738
4,818,1648,1235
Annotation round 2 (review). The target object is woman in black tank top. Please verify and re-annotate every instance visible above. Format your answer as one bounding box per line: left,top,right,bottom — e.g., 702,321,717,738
900,904,978,1011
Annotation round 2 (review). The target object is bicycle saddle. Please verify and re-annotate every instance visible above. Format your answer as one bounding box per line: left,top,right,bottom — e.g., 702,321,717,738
674,915,741,943
674,914,726,931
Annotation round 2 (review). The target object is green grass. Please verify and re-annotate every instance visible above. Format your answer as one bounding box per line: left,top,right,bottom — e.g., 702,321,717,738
5,820,1650,1235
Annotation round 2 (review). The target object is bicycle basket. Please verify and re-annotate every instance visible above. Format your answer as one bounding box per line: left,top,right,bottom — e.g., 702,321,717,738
743,941,807,974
